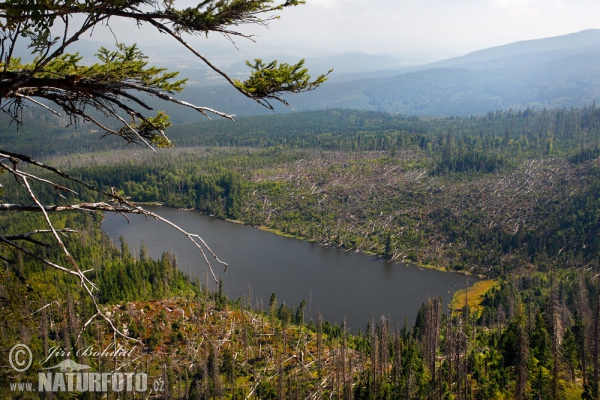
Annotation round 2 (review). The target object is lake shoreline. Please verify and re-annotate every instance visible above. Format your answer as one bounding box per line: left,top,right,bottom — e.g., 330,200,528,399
174,206,486,279
102,205,481,330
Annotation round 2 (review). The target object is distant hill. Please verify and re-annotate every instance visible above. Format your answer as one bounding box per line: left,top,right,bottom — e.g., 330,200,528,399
164,29,600,121
13,30,600,122
424,29,600,70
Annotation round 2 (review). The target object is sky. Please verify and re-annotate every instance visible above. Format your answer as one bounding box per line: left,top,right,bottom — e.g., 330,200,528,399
90,0,600,64
254,0,600,57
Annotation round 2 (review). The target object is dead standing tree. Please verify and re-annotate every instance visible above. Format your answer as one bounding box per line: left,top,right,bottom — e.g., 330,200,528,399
0,0,329,336
422,296,441,395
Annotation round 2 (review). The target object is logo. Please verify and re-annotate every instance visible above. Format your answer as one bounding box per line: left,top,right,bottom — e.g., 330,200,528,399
7,342,161,394
42,359,91,373
9,344,32,372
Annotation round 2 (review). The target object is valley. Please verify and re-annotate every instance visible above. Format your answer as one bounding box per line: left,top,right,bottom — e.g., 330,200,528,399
3,8,600,397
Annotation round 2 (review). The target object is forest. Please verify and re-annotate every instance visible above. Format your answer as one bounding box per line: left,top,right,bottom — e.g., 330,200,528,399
2,201,600,399
7,106,600,275
3,104,600,398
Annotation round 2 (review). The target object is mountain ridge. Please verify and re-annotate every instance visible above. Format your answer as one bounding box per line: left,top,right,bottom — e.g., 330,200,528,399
423,29,600,70
75,29,600,123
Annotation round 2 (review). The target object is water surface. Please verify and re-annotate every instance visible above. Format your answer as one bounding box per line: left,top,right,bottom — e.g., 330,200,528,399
102,206,474,330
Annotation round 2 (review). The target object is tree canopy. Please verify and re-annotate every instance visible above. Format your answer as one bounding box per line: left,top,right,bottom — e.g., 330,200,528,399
0,0,329,146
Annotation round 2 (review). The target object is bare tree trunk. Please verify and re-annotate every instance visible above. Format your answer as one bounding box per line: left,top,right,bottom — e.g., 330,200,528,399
424,297,442,396
594,290,600,400
550,279,561,399
578,272,588,389
515,312,529,400
41,307,49,357
347,356,353,400
370,320,378,396
456,321,462,400
342,321,349,400
463,280,469,400
317,313,323,383
392,332,402,399
277,354,284,400
379,316,389,385
446,309,454,399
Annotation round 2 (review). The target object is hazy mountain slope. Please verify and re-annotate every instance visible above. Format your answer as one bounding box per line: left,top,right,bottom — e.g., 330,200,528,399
424,29,600,70
25,30,600,122
357,52,600,115
164,29,600,120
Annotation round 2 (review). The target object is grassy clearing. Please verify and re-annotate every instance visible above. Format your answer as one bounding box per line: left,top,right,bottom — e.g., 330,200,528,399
452,279,498,316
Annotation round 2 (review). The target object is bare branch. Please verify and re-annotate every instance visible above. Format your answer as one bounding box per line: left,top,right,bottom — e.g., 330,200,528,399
143,18,265,107
32,300,60,315
0,161,78,195
5,228,77,243
14,94,63,117
0,202,140,213
110,109,157,152
119,81,235,120
0,236,82,278
1,202,226,283
20,174,75,263
0,150,130,204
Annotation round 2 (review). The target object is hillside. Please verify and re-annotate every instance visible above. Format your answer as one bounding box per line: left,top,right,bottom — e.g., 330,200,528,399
10,105,600,277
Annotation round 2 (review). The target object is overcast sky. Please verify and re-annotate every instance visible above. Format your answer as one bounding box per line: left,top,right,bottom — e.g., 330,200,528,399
276,0,600,56
94,0,600,64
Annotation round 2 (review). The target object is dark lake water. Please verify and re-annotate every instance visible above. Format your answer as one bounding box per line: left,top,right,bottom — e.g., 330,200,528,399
102,206,475,331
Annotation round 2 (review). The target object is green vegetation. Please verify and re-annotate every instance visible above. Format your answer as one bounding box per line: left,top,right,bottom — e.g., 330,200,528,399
2,212,599,398
11,106,600,277
0,212,445,398
5,96,600,397
0,212,352,398
451,279,499,317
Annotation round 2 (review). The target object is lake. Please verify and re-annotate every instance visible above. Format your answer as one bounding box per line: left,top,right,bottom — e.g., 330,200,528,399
102,206,475,331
